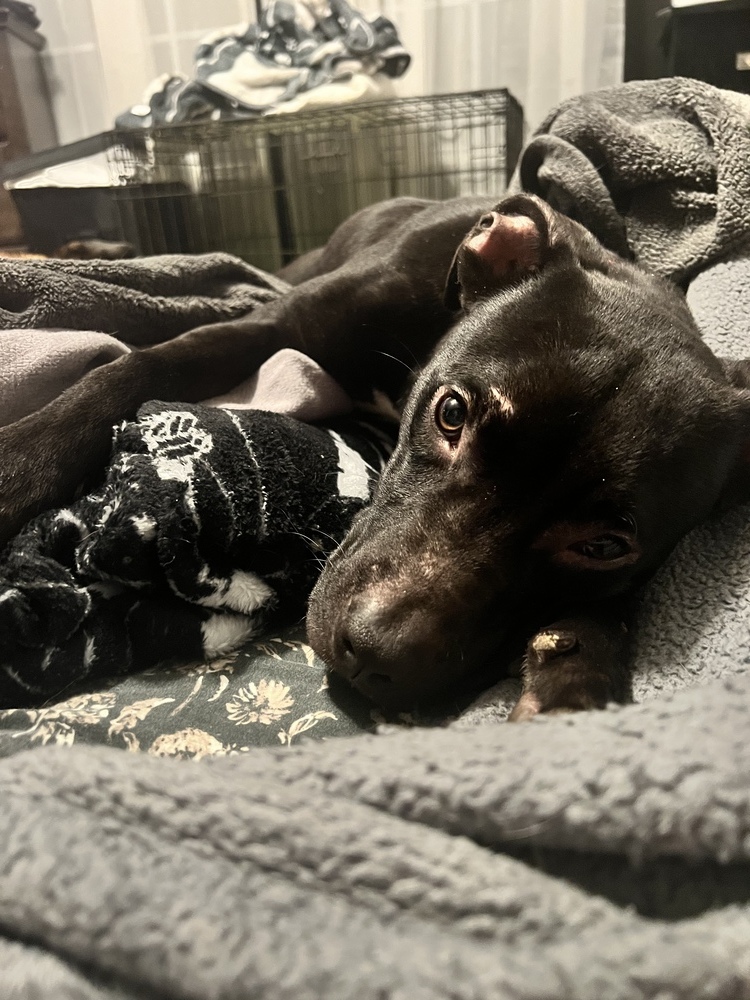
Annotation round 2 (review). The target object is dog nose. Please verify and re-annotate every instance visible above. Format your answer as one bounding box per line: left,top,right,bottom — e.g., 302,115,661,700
327,593,466,708
336,596,396,691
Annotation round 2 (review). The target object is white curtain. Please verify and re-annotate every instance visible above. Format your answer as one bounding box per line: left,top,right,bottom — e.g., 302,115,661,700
33,0,624,143
375,0,625,131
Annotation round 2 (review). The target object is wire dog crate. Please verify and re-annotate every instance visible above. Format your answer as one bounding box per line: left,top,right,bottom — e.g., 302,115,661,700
4,90,523,272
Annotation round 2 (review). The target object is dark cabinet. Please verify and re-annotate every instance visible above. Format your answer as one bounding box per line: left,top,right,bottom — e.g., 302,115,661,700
666,1,750,93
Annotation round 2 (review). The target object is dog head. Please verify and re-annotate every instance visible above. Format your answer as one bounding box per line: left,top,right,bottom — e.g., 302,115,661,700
307,193,750,709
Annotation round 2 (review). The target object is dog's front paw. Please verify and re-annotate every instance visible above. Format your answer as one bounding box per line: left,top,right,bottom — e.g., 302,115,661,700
508,622,623,722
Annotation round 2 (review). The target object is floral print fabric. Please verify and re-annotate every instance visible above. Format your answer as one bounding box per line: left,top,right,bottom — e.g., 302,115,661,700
0,626,375,759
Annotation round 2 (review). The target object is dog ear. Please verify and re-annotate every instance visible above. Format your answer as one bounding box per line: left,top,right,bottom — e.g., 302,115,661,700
443,249,463,313
443,210,544,314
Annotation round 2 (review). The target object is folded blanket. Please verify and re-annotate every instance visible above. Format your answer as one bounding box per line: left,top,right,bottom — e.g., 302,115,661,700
0,252,286,340
511,77,750,284
115,1,410,126
1,672,750,998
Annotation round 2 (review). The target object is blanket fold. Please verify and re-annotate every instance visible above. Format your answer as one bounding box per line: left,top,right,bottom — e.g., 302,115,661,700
0,252,287,340
511,77,750,283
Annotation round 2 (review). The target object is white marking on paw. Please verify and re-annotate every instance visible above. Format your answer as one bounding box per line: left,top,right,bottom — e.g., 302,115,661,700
532,632,560,653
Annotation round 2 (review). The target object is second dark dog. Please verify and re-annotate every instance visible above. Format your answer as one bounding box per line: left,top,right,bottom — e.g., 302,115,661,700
1,192,748,719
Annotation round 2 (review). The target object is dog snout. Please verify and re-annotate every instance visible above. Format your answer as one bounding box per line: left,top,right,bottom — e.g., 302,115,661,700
330,592,447,707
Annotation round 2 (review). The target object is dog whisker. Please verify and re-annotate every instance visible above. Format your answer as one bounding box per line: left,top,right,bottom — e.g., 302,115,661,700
374,350,416,377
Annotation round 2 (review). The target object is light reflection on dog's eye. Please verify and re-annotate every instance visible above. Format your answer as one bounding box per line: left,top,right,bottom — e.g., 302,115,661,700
574,534,632,561
435,391,467,439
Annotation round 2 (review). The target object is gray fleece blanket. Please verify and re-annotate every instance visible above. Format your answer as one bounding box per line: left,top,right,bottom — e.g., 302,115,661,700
0,251,286,339
510,77,750,284
2,674,750,999
4,77,750,997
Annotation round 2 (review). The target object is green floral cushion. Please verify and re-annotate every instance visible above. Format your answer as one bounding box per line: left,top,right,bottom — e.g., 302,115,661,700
0,626,380,759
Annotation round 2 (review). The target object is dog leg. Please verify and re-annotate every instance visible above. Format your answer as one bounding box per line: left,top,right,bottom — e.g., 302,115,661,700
0,252,440,546
0,313,284,546
508,604,634,721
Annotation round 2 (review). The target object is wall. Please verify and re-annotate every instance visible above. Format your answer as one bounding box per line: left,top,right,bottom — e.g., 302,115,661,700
32,0,624,144
33,0,257,142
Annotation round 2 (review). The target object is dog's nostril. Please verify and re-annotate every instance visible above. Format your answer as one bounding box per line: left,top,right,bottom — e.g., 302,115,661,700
366,672,392,686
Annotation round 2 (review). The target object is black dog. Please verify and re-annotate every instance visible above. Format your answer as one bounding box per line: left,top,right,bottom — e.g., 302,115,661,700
1,193,748,719
306,193,750,719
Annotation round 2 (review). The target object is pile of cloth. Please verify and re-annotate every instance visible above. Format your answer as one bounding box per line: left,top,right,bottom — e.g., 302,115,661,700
116,0,411,128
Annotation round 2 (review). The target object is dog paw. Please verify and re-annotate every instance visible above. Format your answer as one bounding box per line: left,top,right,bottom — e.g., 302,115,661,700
508,623,617,721
527,629,578,664
508,691,578,722
508,691,542,722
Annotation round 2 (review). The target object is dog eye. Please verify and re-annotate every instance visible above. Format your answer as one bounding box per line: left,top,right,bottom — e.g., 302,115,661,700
435,392,467,438
572,535,631,560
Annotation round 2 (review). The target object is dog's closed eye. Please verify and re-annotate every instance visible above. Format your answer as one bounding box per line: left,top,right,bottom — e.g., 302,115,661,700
534,521,641,571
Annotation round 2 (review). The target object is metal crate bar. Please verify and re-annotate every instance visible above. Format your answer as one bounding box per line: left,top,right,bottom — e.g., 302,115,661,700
2,89,522,268
106,89,523,272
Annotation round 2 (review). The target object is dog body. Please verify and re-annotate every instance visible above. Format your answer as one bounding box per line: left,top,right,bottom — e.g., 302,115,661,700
2,193,749,718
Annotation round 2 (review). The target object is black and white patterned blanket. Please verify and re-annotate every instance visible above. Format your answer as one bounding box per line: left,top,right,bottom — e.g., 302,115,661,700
0,401,393,707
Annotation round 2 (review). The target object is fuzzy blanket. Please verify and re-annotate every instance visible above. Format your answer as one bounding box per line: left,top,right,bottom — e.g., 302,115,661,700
511,77,750,284
0,252,286,338
0,252,286,423
1,673,750,998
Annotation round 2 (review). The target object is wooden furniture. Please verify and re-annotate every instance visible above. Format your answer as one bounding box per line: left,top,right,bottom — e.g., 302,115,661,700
0,4,57,245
